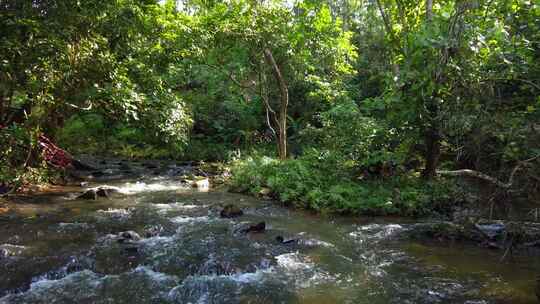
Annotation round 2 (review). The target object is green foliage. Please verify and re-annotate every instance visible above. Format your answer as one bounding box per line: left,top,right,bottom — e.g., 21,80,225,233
0,124,59,187
301,100,402,168
229,151,453,215
56,113,186,159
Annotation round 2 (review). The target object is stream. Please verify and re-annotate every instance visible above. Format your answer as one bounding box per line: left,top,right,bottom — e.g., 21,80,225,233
0,159,538,303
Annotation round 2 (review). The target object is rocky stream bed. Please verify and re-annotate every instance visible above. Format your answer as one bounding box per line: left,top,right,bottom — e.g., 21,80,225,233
0,158,539,303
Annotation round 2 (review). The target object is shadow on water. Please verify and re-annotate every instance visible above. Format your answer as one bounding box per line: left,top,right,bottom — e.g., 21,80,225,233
0,160,538,303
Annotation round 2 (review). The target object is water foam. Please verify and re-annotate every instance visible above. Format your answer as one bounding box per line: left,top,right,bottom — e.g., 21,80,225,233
115,181,186,194
171,216,210,224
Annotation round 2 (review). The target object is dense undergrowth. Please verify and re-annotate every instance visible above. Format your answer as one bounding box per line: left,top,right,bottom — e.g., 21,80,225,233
228,152,458,216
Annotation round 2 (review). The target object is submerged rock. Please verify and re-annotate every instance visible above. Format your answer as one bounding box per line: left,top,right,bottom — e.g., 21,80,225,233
220,204,243,218
118,231,141,243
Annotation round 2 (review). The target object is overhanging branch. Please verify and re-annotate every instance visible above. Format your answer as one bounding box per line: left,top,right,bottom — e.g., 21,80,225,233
437,155,539,188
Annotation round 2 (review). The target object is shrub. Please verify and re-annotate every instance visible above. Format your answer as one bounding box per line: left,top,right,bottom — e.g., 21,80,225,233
229,151,455,216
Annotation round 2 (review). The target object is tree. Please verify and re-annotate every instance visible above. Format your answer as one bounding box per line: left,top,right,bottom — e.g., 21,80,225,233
179,0,355,159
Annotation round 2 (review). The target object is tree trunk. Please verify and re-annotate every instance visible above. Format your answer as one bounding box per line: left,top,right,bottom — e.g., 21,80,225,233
423,125,441,179
263,48,288,160
421,0,439,179
426,0,433,21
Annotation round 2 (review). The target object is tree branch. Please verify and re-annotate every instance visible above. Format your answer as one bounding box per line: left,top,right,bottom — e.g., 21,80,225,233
437,155,540,188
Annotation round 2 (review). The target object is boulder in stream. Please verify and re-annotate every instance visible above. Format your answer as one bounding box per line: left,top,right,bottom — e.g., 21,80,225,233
77,186,119,200
220,204,243,218
96,188,110,198
77,189,98,200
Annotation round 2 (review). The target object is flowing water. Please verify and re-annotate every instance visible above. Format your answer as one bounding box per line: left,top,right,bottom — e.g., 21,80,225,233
0,160,538,303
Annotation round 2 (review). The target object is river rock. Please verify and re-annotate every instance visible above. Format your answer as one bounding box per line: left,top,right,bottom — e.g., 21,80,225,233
258,187,271,198
77,186,118,200
236,222,266,234
77,189,98,200
276,236,299,244
246,221,265,233
474,222,505,240
220,204,243,218
192,178,209,189
96,188,110,198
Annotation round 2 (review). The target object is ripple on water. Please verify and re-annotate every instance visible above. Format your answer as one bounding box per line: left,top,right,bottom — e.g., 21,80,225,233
54,222,93,233
349,224,408,244
95,208,133,222
153,203,206,212
275,252,337,289
166,267,298,304
171,216,210,225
